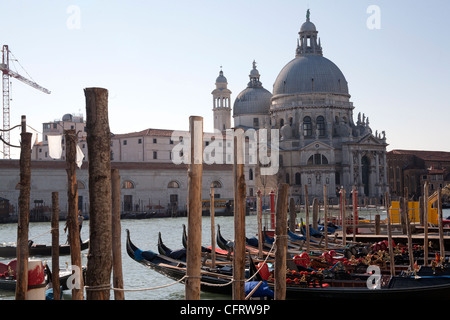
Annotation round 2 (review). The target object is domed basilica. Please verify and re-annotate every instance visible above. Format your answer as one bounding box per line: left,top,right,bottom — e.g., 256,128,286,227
212,10,388,201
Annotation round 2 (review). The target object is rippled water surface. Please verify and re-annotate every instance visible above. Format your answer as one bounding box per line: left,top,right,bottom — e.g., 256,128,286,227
0,215,259,300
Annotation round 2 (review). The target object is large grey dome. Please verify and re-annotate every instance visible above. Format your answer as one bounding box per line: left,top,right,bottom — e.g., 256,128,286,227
272,55,349,96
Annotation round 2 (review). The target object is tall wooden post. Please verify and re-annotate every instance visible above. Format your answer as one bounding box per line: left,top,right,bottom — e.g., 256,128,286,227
233,128,246,300
257,190,263,258
210,187,216,269
84,87,112,300
341,188,346,246
438,188,445,261
51,192,61,300
186,116,203,300
323,185,328,249
111,169,124,300
423,182,429,266
275,183,289,300
352,186,357,242
385,192,395,276
289,198,296,232
304,185,310,253
15,115,32,300
65,128,83,300
403,191,414,272
312,198,319,230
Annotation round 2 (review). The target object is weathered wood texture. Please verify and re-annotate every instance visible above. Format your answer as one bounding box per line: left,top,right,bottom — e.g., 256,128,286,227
65,128,83,300
233,129,246,300
275,183,289,300
185,116,203,300
111,169,124,300
15,128,32,300
51,192,61,300
84,87,112,300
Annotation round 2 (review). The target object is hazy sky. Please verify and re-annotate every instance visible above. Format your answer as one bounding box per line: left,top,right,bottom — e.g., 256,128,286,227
1,0,449,158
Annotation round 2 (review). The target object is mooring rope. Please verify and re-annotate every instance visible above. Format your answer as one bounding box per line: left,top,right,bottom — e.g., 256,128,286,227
84,275,188,293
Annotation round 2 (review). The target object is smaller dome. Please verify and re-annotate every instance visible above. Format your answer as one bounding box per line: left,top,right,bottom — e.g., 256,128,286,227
62,113,73,121
234,61,272,116
233,87,272,116
300,20,316,32
216,70,227,84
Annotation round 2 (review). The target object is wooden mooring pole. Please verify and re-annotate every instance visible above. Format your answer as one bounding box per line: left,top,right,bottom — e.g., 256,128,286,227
403,192,414,272
185,116,203,300
233,128,246,300
257,190,263,258
111,168,124,300
15,115,32,300
323,185,328,250
304,185,310,253
438,188,445,261
84,87,112,300
423,182,429,266
341,188,347,246
385,192,395,276
51,192,61,300
210,187,216,269
275,183,289,300
65,128,83,300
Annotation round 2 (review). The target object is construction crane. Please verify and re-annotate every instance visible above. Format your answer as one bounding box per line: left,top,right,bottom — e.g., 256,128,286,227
0,45,51,159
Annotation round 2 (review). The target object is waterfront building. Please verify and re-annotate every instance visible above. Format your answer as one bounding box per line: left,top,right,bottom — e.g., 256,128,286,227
6,11,450,218
387,150,450,199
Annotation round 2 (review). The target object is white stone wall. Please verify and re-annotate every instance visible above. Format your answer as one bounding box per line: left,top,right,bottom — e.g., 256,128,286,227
0,161,234,218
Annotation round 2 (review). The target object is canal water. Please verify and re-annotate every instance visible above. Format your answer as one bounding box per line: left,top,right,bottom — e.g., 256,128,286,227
0,215,259,300
1,208,449,300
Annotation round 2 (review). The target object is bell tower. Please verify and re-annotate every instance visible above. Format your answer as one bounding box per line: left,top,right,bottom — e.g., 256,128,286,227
212,67,232,131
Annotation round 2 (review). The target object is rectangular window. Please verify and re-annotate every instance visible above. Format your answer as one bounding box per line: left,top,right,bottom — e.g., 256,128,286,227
153,151,157,159
123,140,127,145
138,138,142,144
153,138,157,143
253,118,259,128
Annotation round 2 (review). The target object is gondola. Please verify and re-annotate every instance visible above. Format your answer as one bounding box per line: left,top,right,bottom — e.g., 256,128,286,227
126,229,235,296
127,229,450,300
0,239,90,258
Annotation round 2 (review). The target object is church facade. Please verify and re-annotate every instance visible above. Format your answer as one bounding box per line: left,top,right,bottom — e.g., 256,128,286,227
228,11,389,202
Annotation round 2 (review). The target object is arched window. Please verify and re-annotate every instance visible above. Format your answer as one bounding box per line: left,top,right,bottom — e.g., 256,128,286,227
122,180,135,189
307,154,329,165
168,181,180,188
303,116,312,137
316,116,325,136
211,181,222,188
